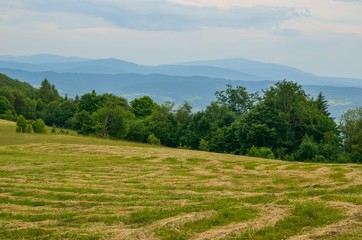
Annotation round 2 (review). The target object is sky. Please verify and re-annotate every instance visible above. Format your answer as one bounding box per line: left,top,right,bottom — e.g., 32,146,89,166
0,0,362,78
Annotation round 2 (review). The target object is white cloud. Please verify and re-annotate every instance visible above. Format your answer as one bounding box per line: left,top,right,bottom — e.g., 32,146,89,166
0,0,308,31
0,0,362,78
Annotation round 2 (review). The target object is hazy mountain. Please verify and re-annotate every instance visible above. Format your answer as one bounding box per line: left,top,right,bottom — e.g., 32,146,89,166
180,58,362,87
1,68,361,117
0,54,89,64
1,54,362,87
0,58,263,80
1,54,362,117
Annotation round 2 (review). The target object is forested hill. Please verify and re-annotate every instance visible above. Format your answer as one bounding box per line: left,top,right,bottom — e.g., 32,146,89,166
1,68,362,118
0,73,35,93
1,74,361,163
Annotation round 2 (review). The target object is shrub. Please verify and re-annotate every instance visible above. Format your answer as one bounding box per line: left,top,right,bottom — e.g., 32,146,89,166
198,139,210,151
16,115,28,133
247,146,275,159
0,109,16,121
148,134,161,145
296,136,318,161
32,119,46,133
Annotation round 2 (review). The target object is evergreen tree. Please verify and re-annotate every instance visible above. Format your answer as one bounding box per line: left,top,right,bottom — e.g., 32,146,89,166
38,79,61,104
315,92,330,116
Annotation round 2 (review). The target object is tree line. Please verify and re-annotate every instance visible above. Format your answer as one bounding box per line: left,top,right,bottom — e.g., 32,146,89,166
0,73,361,163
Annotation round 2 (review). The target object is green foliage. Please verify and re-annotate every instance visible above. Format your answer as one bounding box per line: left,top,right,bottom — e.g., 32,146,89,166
0,95,14,115
215,84,255,114
78,91,100,114
38,78,61,104
99,93,128,109
125,119,148,143
146,102,178,147
92,106,131,139
32,119,46,134
42,100,78,127
148,133,161,145
16,115,28,133
296,136,318,162
340,106,362,163
13,91,37,119
247,146,275,159
131,96,155,118
198,138,209,151
315,92,330,116
0,73,360,163
1,109,16,121
71,110,93,135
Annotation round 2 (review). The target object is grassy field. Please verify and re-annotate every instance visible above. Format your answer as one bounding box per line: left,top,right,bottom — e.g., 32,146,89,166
0,119,361,240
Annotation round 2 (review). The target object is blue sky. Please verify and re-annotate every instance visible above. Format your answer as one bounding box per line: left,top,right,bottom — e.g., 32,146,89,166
1,0,362,78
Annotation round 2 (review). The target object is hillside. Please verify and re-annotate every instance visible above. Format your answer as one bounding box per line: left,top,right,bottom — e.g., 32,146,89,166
0,73,36,94
0,119,361,239
1,69,361,117
2,54,362,117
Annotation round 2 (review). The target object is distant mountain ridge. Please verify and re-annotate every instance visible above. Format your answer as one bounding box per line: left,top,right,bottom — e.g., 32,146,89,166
0,54,362,117
1,54,362,87
0,54,89,64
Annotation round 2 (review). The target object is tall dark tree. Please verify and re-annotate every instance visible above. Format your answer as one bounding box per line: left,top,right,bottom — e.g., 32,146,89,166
38,79,61,104
0,96,14,115
78,91,100,114
315,92,330,116
92,106,131,139
340,107,362,163
131,96,155,118
72,110,93,135
215,84,255,114
146,102,177,147
99,93,128,109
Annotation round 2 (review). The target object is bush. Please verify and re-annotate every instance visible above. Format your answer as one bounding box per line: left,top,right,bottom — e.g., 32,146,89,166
0,109,16,121
198,139,210,151
16,115,28,133
148,134,161,145
0,96,13,115
274,147,287,160
247,146,259,157
247,146,275,159
32,119,46,133
296,136,318,162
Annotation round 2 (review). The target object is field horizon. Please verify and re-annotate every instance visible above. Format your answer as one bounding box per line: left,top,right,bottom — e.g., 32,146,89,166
0,119,361,239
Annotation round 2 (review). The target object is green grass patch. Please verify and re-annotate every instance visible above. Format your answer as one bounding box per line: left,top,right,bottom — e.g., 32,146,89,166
232,201,345,239
156,206,258,239
241,194,278,204
186,158,209,165
330,168,349,182
321,194,362,205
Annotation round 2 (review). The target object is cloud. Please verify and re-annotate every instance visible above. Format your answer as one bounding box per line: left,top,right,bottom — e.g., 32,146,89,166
334,0,362,3
1,0,309,31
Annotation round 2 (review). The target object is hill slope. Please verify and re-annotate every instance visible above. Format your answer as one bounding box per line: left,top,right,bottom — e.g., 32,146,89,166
1,69,361,117
0,119,361,239
1,54,362,117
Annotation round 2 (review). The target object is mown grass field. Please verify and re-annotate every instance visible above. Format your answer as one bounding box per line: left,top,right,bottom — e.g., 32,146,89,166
0,119,361,240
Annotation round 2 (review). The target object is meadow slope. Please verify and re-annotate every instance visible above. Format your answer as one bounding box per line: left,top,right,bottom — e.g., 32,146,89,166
0,119,361,239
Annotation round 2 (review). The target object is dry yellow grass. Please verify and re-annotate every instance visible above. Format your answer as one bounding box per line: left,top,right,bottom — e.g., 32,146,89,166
0,119,361,239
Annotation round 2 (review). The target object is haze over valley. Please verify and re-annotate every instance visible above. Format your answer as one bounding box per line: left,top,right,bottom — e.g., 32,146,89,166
1,54,362,118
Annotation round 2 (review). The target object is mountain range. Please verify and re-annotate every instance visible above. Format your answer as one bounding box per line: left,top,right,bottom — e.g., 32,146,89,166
1,54,361,117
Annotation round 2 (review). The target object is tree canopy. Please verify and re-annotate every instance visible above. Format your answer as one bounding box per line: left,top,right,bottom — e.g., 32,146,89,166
1,73,360,163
